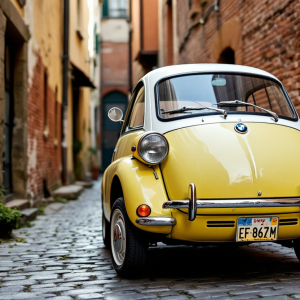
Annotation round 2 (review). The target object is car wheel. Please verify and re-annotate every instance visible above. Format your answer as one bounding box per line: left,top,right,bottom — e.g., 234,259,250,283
294,239,300,261
110,197,148,278
102,211,111,248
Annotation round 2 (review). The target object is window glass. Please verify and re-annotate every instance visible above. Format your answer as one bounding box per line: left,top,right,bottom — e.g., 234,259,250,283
129,86,145,128
103,0,127,18
158,74,295,120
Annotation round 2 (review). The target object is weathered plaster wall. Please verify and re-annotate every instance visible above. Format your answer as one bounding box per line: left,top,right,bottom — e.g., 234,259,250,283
101,19,128,43
25,0,63,201
26,0,63,102
69,0,90,76
27,52,62,200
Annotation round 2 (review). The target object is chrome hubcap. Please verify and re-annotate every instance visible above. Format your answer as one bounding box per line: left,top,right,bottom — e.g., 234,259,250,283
111,209,126,266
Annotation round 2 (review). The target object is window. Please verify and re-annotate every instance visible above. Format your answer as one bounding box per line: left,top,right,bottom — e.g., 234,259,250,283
158,74,296,120
102,0,127,18
129,86,145,128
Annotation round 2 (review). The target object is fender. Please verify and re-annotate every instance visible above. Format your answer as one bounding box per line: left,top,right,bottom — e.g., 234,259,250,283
102,156,173,234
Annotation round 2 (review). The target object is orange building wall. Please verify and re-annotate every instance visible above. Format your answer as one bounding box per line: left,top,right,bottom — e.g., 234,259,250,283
131,0,141,61
142,0,158,51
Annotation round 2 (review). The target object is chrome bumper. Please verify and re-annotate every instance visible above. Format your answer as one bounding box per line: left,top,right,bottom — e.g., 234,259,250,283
136,217,176,226
162,183,300,222
163,198,300,209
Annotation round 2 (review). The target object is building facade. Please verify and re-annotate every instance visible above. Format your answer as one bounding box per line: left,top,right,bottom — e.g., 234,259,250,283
100,0,129,170
0,0,97,206
88,0,102,175
0,0,30,202
130,0,159,88
159,0,300,113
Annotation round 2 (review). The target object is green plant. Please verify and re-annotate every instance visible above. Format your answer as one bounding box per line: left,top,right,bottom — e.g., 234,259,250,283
38,206,45,215
88,147,97,155
26,221,33,227
54,197,68,204
0,203,22,237
88,147,100,169
74,157,84,180
73,140,83,155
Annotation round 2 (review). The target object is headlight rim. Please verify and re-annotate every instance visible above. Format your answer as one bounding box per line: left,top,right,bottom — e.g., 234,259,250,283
137,132,169,164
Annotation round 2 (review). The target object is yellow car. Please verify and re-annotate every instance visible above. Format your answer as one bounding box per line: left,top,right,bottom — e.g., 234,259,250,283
102,64,300,277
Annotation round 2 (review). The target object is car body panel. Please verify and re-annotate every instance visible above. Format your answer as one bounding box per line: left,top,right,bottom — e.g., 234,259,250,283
102,157,172,234
113,130,144,161
161,122,300,200
170,209,300,242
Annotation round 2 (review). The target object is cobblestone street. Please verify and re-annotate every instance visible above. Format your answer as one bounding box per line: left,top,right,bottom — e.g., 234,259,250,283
1,179,300,300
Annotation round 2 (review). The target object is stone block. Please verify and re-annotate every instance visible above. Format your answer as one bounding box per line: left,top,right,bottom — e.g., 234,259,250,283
75,181,93,188
53,185,84,200
20,208,38,223
5,199,30,210
44,202,64,215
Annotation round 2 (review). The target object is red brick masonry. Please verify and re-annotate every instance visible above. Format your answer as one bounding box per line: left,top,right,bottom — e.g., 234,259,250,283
27,51,62,201
169,0,300,112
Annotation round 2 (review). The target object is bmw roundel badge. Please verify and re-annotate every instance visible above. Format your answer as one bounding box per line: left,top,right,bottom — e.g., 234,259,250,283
234,123,248,134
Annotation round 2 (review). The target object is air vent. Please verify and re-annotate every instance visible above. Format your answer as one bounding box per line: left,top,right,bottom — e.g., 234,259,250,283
207,221,235,228
279,218,298,226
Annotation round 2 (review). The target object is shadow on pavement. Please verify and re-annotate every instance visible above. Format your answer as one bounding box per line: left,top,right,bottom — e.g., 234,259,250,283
146,243,300,280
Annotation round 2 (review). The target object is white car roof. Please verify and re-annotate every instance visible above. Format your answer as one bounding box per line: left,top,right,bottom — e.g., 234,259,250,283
143,63,279,85
140,64,298,134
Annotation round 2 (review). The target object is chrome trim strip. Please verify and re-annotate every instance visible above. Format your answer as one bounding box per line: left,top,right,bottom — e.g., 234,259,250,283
135,217,177,226
162,198,300,209
188,183,197,221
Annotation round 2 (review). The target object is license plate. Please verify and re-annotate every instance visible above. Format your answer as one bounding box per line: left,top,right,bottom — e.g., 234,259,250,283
236,217,279,242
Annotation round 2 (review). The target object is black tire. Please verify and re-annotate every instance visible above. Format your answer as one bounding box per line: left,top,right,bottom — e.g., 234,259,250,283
102,211,111,248
294,239,300,261
110,197,148,278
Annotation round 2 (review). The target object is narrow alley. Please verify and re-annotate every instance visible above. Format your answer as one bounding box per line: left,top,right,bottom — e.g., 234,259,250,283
1,180,300,300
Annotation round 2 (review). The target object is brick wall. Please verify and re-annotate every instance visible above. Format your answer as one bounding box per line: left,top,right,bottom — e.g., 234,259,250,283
27,52,62,201
170,0,300,112
101,42,128,95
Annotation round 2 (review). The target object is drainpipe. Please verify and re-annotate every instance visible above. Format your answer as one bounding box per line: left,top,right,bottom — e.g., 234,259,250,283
128,0,132,94
62,0,69,184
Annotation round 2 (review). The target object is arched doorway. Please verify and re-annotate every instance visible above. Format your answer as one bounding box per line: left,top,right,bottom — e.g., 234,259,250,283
218,47,235,64
212,17,242,65
102,91,128,170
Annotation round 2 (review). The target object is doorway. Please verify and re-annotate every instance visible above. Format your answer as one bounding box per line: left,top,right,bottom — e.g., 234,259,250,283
3,38,15,194
72,87,81,180
218,47,235,64
102,91,128,170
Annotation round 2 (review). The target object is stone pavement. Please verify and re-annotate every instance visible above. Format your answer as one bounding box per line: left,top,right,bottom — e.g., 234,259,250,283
1,179,300,299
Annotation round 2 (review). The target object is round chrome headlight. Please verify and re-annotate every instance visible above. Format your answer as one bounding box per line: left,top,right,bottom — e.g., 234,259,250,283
138,133,169,164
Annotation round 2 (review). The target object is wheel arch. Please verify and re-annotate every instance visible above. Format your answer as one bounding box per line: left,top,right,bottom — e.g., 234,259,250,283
103,157,172,234
110,175,124,210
